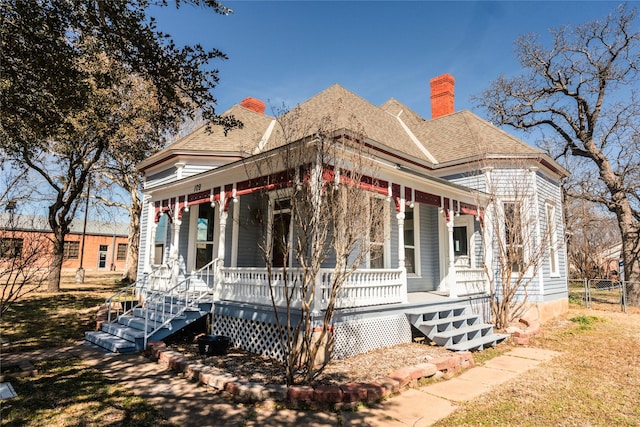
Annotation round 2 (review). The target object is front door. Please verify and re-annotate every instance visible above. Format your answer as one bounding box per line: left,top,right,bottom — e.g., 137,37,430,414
98,245,108,269
272,211,291,267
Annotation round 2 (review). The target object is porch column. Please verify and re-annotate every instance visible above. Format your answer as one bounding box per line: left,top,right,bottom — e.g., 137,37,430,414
171,219,181,260
447,199,458,298
214,204,229,299
396,211,405,269
169,218,182,285
396,203,408,303
217,209,228,262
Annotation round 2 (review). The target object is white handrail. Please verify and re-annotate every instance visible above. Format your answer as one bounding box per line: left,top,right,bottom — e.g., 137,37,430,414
104,276,149,323
142,258,219,350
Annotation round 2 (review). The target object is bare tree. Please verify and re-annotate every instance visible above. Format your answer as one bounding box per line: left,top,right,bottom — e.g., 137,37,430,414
476,5,640,304
247,107,385,385
564,195,620,280
481,165,556,329
0,213,48,315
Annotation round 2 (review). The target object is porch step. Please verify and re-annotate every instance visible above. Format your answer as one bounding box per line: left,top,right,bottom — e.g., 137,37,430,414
406,303,507,352
447,333,510,352
85,292,212,354
84,331,137,353
431,323,494,347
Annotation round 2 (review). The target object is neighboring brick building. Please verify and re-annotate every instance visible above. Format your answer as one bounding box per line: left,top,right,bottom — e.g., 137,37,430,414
0,213,129,272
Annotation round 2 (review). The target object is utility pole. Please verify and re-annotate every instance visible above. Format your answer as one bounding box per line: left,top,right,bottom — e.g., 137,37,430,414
75,175,91,283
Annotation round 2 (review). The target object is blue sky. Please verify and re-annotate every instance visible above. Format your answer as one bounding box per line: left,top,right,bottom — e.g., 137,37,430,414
150,1,630,122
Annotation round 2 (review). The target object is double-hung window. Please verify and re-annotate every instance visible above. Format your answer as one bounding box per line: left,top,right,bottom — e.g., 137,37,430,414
503,202,524,274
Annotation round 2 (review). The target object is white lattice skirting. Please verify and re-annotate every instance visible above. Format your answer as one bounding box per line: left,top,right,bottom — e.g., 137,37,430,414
333,314,412,359
215,314,287,361
215,313,412,361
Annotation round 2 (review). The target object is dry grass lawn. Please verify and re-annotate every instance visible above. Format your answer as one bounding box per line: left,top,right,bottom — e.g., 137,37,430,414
2,272,640,426
434,305,640,426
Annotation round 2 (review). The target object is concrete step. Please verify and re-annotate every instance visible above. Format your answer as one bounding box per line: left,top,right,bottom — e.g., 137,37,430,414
101,322,146,342
84,331,137,353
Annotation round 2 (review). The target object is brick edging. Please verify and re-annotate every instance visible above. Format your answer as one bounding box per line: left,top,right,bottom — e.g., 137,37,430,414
146,341,474,408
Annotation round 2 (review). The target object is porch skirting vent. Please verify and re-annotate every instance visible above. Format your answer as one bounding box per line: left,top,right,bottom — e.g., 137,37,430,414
215,314,287,361
215,313,412,362
333,314,412,359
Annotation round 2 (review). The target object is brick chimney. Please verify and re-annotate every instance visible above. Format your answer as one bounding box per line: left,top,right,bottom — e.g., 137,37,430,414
430,74,455,118
240,97,266,114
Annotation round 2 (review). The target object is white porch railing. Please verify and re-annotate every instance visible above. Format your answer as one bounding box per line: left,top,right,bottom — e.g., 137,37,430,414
325,268,406,309
455,268,488,295
217,267,406,310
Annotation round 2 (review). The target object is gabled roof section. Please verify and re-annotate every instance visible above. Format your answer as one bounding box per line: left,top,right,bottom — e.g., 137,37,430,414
138,104,274,171
411,110,542,164
259,85,430,161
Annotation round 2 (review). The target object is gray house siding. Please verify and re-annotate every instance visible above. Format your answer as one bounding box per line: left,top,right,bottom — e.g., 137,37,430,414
407,205,440,292
536,172,568,300
178,210,190,271
145,167,177,189
224,203,234,267
389,205,399,269
444,171,486,193
235,193,265,268
137,200,149,278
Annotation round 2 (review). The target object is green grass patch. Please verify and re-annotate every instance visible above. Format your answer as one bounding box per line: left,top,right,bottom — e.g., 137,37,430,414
1,357,175,426
0,275,123,353
569,314,605,330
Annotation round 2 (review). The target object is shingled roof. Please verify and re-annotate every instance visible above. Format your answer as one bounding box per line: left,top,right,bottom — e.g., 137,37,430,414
139,104,274,170
141,82,548,171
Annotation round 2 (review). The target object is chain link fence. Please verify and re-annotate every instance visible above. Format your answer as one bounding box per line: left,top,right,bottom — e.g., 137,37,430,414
569,278,628,312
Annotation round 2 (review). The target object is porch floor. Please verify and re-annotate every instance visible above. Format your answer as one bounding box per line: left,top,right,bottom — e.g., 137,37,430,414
406,292,451,304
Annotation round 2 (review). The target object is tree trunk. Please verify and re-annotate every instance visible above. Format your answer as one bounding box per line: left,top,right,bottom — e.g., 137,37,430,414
620,222,640,305
47,240,64,292
585,138,640,305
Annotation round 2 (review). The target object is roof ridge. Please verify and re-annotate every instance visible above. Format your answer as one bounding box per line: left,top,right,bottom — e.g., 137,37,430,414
394,110,438,164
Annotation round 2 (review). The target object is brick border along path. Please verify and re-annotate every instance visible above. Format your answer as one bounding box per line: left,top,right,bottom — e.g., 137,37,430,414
147,341,474,408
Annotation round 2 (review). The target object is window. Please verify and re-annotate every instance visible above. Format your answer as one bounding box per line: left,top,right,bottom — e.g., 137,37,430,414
0,238,23,259
63,241,80,259
196,203,215,269
546,204,559,276
504,202,523,274
404,207,416,274
116,243,127,261
369,197,387,269
453,226,468,257
154,214,167,264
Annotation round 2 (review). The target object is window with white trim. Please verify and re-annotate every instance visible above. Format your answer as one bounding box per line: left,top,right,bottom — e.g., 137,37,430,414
196,203,215,269
271,197,292,268
368,196,388,269
546,203,559,276
504,201,524,274
404,206,416,274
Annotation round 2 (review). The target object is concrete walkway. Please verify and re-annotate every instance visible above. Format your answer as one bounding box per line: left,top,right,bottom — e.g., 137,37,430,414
4,344,559,426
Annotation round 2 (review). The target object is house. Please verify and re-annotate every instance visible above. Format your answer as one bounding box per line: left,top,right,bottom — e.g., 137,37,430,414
0,212,129,272
86,74,569,358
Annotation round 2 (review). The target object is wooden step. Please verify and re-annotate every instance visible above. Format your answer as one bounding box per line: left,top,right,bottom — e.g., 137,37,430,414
446,333,509,352
432,323,494,347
